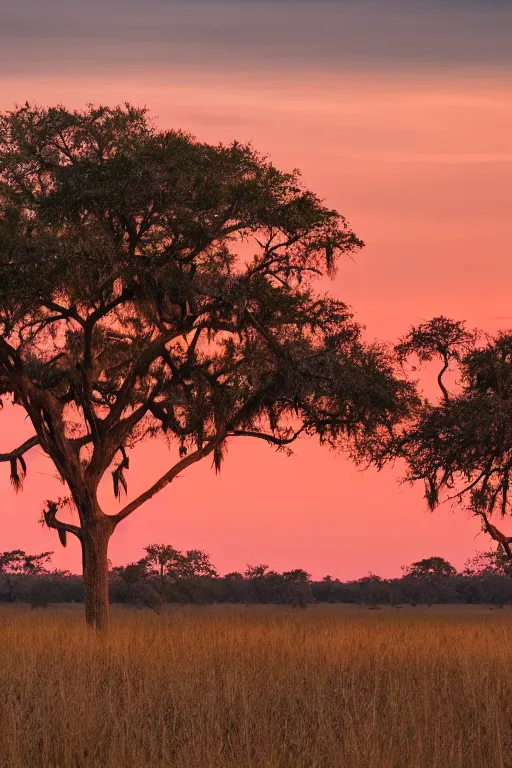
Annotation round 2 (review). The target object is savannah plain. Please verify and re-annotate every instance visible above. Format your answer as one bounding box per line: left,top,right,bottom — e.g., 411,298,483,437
1,604,511,768
1,3,512,768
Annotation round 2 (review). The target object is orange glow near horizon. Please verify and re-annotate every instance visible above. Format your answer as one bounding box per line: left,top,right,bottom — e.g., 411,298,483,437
1,13,511,579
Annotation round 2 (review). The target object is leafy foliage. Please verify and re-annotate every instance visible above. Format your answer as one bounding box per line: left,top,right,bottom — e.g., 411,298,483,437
396,316,475,402
143,543,217,580
0,103,415,626
0,549,53,574
463,550,512,578
0,104,413,513
402,557,457,580
396,319,512,555
6,546,512,608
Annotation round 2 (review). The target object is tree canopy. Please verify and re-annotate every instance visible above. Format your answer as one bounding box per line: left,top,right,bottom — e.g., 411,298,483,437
402,556,457,580
0,549,53,575
143,543,217,580
396,317,512,556
0,103,414,628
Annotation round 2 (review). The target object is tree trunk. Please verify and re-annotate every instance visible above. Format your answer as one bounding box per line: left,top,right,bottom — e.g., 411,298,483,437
81,520,112,631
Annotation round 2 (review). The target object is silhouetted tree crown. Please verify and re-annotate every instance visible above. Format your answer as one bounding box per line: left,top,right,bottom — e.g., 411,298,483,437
396,317,512,557
143,543,217,580
4,544,512,609
0,549,53,574
402,556,456,580
0,103,414,628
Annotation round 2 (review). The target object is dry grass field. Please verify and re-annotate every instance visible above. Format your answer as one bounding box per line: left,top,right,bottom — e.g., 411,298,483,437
0,604,511,768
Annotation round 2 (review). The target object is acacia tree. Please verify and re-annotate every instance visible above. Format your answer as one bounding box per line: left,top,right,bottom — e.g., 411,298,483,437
142,544,181,582
0,104,414,629
0,549,53,574
396,316,512,562
0,548,53,602
463,550,512,577
402,556,456,580
143,543,217,580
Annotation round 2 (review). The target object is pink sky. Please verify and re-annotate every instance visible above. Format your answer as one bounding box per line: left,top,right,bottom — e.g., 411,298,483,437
1,5,512,578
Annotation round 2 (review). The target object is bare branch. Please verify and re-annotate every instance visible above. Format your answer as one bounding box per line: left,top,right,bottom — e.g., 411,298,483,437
475,510,512,559
41,302,85,326
229,427,306,446
112,439,220,526
437,354,450,402
0,435,39,462
43,500,83,547
444,469,492,503
103,329,184,429
86,289,135,327
0,432,97,465
77,296,136,446
0,337,23,374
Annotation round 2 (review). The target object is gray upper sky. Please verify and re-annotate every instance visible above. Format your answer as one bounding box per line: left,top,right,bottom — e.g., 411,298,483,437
1,0,511,76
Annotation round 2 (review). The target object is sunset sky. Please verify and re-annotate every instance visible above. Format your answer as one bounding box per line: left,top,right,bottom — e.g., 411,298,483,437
1,0,511,579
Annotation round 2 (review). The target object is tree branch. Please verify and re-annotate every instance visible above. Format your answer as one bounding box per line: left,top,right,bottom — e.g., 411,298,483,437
87,289,135,328
0,435,39,462
77,296,135,446
244,309,289,361
229,427,305,446
86,397,156,482
112,439,220,526
43,500,83,547
41,302,85,326
444,469,491,503
0,337,24,374
77,363,102,447
475,510,512,559
0,431,98,465
103,329,184,430
110,388,303,527
437,354,450,402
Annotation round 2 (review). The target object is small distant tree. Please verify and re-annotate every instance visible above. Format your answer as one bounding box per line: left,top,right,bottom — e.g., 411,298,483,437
179,549,217,579
0,549,53,575
282,569,313,608
402,556,457,580
0,549,52,602
463,550,512,578
244,564,272,602
0,104,414,629
312,575,340,603
143,543,217,580
282,568,310,582
244,564,270,580
110,559,149,586
142,544,182,582
351,572,390,606
401,557,457,605
110,559,162,612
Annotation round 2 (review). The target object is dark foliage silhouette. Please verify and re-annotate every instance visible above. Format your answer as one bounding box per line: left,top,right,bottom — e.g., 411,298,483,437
4,547,512,610
395,317,512,564
0,103,414,628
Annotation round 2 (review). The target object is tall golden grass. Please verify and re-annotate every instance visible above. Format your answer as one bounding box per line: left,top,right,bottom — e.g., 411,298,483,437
0,604,511,768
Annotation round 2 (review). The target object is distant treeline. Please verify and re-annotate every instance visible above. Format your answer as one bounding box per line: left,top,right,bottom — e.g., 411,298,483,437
2,548,512,610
